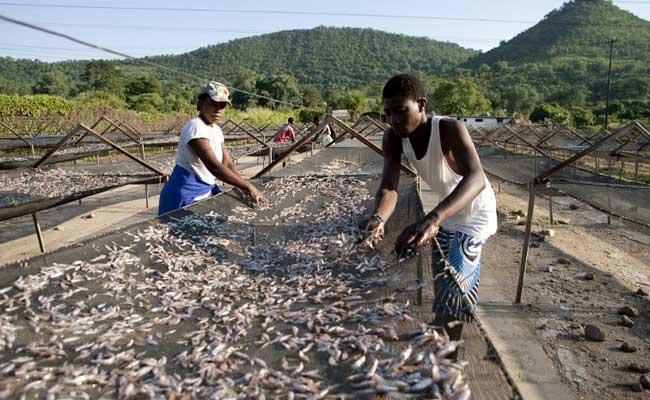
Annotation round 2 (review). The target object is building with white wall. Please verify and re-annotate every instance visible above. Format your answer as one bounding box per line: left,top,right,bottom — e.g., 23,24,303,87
451,116,519,128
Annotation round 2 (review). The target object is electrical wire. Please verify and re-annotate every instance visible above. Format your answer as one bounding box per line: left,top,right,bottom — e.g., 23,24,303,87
0,2,648,28
0,13,303,108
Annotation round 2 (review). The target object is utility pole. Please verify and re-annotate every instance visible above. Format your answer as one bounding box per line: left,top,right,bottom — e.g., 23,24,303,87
605,37,616,130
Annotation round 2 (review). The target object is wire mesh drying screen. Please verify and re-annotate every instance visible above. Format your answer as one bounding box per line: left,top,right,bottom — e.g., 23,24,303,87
478,146,553,185
0,160,481,399
0,155,170,212
478,145,650,226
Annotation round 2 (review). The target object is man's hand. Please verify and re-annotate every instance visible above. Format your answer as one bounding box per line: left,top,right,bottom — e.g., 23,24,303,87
394,217,440,257
248,186,269,208
358,214,385,249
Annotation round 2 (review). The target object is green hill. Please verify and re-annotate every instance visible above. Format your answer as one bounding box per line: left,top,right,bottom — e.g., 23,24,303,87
461,0,650,123
149,26,476,88
465,0,650,67
0,26,476,95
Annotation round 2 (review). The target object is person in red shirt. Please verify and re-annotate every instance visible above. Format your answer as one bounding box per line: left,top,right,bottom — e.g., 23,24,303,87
273,117,296,143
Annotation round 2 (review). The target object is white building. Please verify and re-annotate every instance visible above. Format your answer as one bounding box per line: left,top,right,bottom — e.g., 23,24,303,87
331,109,351,121
451,116,519,128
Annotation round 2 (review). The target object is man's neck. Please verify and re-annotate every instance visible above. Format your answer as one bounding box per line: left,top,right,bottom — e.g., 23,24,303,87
410,114,430,141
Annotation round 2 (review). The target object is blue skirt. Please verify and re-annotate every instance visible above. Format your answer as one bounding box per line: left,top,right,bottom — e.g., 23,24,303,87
158,165,221,216
432,228,485,322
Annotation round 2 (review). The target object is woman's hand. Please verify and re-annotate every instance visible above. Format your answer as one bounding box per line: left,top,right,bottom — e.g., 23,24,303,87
248,186,269,208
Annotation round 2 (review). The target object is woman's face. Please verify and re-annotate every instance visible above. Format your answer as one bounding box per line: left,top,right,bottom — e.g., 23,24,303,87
198,98,228,125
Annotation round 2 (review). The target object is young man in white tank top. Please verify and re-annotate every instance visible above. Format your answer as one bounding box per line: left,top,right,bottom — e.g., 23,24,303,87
363,74,497,348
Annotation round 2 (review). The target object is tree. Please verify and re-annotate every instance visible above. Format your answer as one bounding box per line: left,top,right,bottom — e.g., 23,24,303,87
162,93,194,114
608,100,625,116
548,84,590,108
431,78,491,115
82,60,124,95
300,85,323,108
125,75,162,97
231,68,260,110
570,106,594,127
529,103,571,125
255,74,302,108
128,93,164,113
0,76,20,95
73,90,127,109
503,84,541,116
32,71,69,97
340,90,367,117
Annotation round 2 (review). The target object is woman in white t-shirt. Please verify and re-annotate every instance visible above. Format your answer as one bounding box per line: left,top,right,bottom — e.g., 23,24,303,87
158,81,268,215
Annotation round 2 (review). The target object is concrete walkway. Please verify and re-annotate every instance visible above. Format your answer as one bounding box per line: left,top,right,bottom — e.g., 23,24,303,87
418,180,574,400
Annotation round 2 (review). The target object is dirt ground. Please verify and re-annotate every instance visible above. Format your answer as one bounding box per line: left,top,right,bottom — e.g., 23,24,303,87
484,179,650,399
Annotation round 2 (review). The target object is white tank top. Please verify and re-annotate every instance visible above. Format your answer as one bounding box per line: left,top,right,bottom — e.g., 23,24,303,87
401,116,497,239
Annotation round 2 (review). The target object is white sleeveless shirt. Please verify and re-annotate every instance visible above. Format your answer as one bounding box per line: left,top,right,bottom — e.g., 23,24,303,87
401,117,497,239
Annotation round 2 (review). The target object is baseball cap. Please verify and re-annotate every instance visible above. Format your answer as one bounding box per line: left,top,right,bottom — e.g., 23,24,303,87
199,81,232,105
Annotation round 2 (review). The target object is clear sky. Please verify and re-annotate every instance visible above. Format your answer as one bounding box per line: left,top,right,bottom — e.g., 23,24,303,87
0,0,648,62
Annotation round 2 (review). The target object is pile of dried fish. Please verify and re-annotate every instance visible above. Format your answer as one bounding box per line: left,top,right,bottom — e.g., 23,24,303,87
228,145,267,160
0,175,470,399
0,167,155,207
0,156,28,163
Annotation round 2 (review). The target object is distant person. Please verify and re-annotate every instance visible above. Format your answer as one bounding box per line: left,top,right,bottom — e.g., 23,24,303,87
361,74,497,353
313,115,333,146
158,81,268,215
273,117,296,143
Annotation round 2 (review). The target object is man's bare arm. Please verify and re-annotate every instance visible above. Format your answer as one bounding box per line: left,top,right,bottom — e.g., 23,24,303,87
427,119,486,225
373,129,402,222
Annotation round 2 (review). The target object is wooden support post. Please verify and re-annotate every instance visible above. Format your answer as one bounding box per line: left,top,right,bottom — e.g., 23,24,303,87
619,161,625,180
608,159,612,178
548,195,554,225
145,184,149,208
635,161,639,182
33,125,81,169
32,213,45,253
416,255,423,306
515,181,536,304
77,124,166,176
407,175,423,307
330,116,416,175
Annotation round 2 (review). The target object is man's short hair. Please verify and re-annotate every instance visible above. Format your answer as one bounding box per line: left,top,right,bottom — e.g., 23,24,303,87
288,117,294,124
382,74,425,101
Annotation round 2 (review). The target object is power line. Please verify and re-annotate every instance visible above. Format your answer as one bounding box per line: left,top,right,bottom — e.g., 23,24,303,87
0,14,303,108
38,21,264,34
0,3,649,28
0,42,196,52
